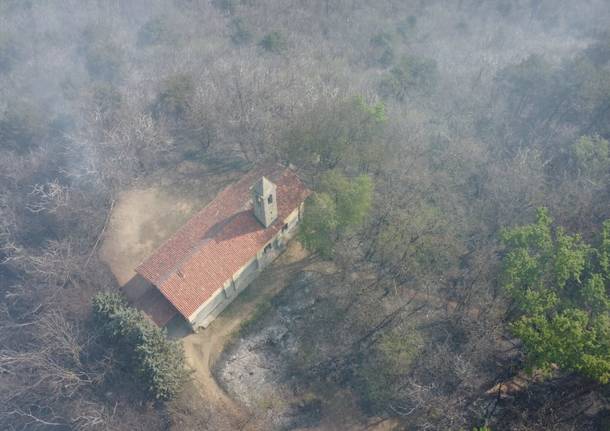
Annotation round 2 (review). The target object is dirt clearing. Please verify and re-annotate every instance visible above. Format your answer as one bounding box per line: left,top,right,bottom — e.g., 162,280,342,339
99,162,242,286
100,187,197,285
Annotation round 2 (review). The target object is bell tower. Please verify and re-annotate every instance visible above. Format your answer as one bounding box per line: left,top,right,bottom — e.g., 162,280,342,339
251,176,277,228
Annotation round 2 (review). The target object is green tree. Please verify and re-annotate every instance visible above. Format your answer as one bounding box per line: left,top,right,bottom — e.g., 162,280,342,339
92,292,188,400
501,209,610,383
572,135,609,180
299,193,338,258
319,170,373,232
300,171,373,258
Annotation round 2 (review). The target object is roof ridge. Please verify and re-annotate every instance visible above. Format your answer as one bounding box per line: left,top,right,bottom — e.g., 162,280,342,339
135,164,290,281
134,164,311,320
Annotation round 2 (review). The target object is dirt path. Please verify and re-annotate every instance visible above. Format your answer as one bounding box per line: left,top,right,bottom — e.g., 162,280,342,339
181,241,313,428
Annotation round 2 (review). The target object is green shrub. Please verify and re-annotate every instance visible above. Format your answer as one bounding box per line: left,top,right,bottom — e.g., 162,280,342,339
501,210,610,384
92,291,126,323
259,31,287,54
299,171,373,258
92,292,188,400
572,135,609,180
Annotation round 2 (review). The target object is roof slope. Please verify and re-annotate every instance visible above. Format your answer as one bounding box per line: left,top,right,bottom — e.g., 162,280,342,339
135,165,310,320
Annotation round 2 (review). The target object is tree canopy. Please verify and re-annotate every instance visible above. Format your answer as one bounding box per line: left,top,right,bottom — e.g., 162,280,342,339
299,170,373,258
501,208,610,383
92,292,188,400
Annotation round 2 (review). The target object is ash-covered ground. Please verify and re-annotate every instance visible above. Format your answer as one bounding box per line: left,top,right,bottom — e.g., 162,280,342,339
215,271,325,430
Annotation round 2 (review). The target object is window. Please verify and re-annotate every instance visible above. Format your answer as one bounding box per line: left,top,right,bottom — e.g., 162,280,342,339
263,243,272,254
267,194,273,204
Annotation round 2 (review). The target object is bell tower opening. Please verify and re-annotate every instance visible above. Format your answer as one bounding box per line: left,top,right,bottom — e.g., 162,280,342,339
251,176,277,228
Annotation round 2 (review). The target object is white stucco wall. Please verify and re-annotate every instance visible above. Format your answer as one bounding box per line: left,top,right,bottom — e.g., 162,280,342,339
189,209,302,329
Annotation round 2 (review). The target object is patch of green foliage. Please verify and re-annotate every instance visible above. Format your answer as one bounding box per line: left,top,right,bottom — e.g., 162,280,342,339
299,170,373,258
572,135,609,180
92,292,188,400
501,209,610,383
259,31,287,54
378,55,438,100
299,193,338,258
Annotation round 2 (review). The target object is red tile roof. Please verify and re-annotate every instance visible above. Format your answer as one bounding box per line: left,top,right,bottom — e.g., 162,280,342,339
135,165,311,321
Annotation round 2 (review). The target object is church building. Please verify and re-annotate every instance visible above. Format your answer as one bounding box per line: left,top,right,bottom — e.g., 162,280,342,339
134,164,310,330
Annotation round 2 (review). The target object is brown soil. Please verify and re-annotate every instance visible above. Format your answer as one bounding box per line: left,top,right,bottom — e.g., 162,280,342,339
100,161,242,287
100,187,198,286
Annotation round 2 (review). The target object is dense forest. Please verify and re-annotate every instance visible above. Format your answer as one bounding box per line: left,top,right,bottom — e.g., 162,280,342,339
0,0,609,430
